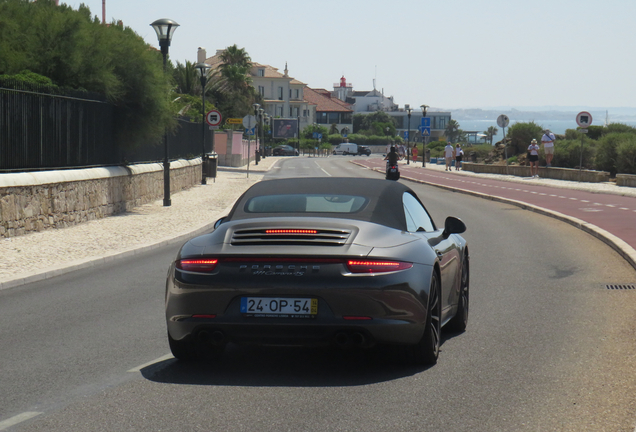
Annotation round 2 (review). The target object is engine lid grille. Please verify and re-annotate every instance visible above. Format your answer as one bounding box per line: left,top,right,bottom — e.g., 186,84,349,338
231,228,351,246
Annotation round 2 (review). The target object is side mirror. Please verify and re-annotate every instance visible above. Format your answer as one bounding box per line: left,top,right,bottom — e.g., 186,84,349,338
443,216,466,237
213,217,226,229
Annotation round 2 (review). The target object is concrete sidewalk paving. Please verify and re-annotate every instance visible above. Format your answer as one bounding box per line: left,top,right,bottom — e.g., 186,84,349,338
0,157,282,290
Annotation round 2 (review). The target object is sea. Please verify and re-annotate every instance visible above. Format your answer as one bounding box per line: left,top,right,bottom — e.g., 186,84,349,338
456,119,636,144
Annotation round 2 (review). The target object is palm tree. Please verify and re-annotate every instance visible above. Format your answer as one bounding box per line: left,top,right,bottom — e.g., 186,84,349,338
445,119,462,143
484,126,499,145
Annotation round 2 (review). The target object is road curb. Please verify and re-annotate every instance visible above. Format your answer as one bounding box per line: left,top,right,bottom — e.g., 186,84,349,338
361,164,636,272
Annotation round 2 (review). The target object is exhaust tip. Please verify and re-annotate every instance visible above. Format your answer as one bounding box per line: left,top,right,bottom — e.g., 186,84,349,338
335,332,349,346
351,332,365,346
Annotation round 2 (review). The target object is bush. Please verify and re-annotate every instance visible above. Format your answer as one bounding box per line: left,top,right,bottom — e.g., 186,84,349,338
471,143,495,162
594,132,631,175
616,135,636,174
606,123,636,135
552,139,595,169
507,122,544,156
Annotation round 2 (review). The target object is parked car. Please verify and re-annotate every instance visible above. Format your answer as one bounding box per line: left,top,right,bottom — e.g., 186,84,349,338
332,143,358,155
273,145,299,156
357,145,371,156
165,177,469,365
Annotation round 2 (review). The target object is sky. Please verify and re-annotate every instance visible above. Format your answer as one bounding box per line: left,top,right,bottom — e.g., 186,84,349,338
62,0,636,111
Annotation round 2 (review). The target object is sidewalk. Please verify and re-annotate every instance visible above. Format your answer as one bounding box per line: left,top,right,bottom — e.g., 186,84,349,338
0,157,281,290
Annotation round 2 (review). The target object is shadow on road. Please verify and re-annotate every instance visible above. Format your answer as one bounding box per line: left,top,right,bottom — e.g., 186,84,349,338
140,344,435,387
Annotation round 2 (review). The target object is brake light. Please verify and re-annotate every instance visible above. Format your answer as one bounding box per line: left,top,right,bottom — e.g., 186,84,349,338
346,260,413,273
343,316,372,320
265,229,318,234
176,259,218,272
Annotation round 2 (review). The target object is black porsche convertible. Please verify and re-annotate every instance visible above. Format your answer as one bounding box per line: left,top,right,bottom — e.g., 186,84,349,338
165,177,469,365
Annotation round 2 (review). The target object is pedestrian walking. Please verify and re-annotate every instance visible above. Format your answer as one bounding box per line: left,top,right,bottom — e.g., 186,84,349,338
455,144,464,171
528,138,540,178
412,145,418,165
444,142,454,171
542,129,556,167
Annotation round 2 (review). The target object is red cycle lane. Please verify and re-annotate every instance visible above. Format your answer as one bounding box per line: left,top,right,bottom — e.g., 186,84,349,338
353,159,636,265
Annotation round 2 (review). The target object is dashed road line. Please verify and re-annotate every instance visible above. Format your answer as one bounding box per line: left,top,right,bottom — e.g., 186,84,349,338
0,412,42,430
127,354,174,372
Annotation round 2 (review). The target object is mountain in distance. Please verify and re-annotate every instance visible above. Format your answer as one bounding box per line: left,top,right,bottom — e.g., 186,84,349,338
440,107,636,122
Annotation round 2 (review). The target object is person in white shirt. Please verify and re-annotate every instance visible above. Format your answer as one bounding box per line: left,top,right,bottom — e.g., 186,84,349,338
455,144,464,171
528,138,540,178
541,129,556,167
444,143,454,171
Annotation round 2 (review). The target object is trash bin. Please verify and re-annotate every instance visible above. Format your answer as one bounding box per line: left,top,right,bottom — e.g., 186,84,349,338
470,151,477,163
206,153,218,178
256,149,261,163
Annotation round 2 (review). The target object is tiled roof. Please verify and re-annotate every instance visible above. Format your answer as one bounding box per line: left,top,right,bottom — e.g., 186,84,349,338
304,88,353,113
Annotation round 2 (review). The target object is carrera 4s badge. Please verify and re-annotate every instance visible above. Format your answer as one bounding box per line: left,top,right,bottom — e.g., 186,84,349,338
239,264,320,276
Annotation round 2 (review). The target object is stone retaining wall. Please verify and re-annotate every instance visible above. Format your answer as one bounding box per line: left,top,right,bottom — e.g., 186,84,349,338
461,162,611,183
0,159,202,238
616,174,636,187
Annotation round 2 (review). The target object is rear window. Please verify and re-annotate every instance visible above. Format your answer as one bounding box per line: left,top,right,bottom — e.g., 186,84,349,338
245,194,368,214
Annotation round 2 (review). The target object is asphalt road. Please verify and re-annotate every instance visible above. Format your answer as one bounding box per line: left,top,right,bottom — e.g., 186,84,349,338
2,155,636,431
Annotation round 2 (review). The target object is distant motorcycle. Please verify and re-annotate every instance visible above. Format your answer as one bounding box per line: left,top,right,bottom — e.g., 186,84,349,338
385,163,400,181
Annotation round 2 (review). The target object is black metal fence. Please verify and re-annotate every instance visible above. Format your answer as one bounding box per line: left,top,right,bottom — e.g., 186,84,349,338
0,79,212,171
0,79,116,170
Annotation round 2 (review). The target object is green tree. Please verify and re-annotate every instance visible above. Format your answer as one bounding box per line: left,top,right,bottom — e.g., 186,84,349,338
212,45,258,119
445,119,464,143
506,121,543,155
0,0,174,148
484,126,498,145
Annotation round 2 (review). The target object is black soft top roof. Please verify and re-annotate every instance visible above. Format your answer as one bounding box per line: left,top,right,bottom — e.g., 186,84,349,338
226,177,417,230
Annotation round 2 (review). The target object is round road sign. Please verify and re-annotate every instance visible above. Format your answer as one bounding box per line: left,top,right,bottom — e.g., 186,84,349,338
497,114,510,128
576,111,593,128
206,110,222,127
242,115,257,129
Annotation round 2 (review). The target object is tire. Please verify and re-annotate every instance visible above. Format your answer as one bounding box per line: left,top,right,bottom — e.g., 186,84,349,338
168,333,197,361
343,151,348,156
405,271,441,365
448,252,469,332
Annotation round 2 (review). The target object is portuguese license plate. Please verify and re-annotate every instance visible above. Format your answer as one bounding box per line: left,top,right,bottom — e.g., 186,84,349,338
240,297,318,318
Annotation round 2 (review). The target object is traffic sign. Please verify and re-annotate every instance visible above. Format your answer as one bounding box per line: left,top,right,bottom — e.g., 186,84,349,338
576,111,593,128
242,115,257,129
420,117,431,128
226,118,242,125
245,128,255,135
419,126,431,136
497,114,509,128
404,131,409,139
206,110,222,127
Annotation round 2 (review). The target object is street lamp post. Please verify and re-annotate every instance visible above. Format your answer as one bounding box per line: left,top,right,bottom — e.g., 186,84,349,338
259,109,265,161
406,106,413,164
195,62,211,185
420,104,429,168
150,18,179,206
253,103,260,165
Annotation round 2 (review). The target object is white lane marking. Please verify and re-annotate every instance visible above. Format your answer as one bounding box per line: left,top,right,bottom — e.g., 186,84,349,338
559,196,566,199
127,354,174,372
569,197,578,200
0,412,42,430
320,166,331,176
549,194,557,197
581,200,590,203
539,193,547,196
620,207,630,211
606,204,616,208
580,208,604,212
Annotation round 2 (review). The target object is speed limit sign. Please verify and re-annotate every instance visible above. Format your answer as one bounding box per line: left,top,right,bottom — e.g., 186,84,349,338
206,110,222,128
